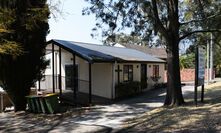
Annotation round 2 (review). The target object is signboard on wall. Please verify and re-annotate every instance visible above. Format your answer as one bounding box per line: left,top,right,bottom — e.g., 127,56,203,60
198,47,205,86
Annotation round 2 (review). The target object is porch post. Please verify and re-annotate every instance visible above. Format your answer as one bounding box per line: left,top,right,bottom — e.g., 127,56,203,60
52,43,55,93
117,65,120,84
55,53,58,90
59,47,62,95
89,63,92,104
112,61,117,99
38,78,41,91
73,54,76,98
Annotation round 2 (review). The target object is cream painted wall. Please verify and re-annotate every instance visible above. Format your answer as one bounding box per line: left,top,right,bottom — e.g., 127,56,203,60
114,63,165,90
77,56,89,94
146,63,165,89
55,48,90,92
40,44,88,91
91,63,113,99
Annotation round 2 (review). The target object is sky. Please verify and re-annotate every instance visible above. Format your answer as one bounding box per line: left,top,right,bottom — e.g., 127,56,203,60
47,0,189,52
47,0,102,44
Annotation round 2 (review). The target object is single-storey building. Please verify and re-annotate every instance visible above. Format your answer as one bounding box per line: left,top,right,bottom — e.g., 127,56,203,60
115,43,168,82
37,39,165,103
117,43,167,61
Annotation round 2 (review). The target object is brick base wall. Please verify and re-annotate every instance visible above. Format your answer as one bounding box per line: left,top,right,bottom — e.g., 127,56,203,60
164,69,215,82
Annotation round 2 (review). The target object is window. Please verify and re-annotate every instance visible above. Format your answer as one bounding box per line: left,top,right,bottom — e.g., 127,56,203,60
153,65,159,77
47,59,51,68
65,65,78,90
46,54,52,68
123,65,133,82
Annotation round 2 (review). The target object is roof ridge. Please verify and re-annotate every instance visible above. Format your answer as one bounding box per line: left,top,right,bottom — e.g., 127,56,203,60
123,43,166,50
53,39,131,50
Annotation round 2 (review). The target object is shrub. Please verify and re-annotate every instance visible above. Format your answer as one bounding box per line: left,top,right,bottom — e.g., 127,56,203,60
150,76,161,83
141,81,148,90
115,81,141,98
152,83,167,89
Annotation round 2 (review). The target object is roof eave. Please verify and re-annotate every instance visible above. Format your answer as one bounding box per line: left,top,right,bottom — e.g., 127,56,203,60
48,40,94,63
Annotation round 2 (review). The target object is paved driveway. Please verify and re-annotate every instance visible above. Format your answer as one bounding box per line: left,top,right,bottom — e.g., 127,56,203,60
49,85,195,132
49,89,165,133
76,90,164,125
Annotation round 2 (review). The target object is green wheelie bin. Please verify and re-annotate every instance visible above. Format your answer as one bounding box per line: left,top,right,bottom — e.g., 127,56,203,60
43,93,60,114
26,95,42,113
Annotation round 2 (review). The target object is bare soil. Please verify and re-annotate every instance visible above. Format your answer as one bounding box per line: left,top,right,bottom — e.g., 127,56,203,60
119,82,221,133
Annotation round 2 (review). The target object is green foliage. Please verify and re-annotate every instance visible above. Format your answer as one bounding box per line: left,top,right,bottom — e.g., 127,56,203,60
141,80,148,90
0,4,22,56
110,33,148,46
0,0,49,111
214,44,221,76
150,76,161,83
180,53,195,69
0,40,23,56
115,81,141,98
153,83,167,89
83,0,221,44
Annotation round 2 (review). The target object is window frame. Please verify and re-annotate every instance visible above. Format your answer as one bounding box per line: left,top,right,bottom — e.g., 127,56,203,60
123,65,133,82
152,65,160,78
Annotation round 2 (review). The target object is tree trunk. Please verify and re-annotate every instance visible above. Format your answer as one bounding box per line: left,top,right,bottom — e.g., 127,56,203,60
13,93,27,111
164,40,185,106
7,87,30,111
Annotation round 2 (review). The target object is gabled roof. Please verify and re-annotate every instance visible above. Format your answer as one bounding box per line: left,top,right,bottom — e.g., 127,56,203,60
121,44,167,60
48,39,165,63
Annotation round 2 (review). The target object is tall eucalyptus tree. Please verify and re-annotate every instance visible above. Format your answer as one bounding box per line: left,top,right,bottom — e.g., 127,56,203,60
84,0,221,105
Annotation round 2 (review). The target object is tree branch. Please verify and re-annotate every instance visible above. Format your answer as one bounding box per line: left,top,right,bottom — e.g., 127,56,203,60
151,0,168,38
180,14,221,26
179,29,221,41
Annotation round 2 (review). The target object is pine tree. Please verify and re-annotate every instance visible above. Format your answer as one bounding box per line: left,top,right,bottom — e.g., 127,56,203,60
0,0,49,111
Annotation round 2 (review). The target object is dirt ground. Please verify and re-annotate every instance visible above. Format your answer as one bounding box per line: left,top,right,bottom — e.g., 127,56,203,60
1,82,221,133
118,82,221,133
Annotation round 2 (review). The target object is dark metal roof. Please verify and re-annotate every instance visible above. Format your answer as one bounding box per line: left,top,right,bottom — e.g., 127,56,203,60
48,39,165,63
121,44,167,60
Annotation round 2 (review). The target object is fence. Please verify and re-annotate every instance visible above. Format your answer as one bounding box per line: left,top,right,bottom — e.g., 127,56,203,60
37,75,90,95
37,75,65,93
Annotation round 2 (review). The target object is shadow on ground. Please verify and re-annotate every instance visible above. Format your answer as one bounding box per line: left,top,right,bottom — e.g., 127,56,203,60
117,85,221,133
0,111,64,132
0,88,166,133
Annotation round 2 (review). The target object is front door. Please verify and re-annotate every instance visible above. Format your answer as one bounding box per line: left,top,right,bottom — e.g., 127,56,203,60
141,64,147,89
65,65,78,90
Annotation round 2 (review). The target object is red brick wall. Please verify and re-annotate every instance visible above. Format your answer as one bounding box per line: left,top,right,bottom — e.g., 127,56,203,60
164,69,215,82
181,69,195,81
